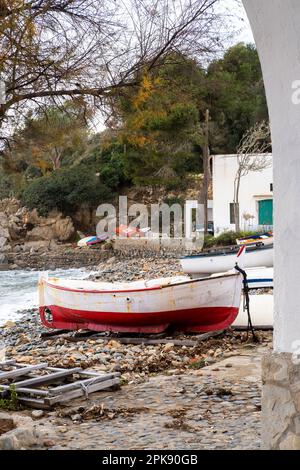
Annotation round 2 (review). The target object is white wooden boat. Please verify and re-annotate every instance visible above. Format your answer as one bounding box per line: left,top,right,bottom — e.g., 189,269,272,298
245,267,273,289
233,294,273,328
39,272,243,334
180,244,273,276
236,232,273,247
77,234,108,247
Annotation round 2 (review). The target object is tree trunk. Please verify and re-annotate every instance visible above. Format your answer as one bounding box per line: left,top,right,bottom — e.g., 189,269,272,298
52,147,62,170
202,109,210,235
234,173,241,232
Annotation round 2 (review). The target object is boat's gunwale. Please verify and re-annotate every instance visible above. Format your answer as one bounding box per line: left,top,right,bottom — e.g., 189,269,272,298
42,272,240,295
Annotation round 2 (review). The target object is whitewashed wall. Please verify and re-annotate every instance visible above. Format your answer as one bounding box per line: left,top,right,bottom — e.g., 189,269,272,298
212,154,273,234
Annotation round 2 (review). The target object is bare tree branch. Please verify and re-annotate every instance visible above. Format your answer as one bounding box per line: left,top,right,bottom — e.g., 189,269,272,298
233,121,272,232
0,0,226,142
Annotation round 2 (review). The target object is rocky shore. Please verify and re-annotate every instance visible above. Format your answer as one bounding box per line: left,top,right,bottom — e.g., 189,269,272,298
0,308,272,450
0,307,272,380
0,245,273,450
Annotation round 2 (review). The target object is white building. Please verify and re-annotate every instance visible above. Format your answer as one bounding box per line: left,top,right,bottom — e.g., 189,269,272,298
212,153,273,234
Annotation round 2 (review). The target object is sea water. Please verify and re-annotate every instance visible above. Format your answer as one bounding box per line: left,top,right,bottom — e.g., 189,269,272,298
0,268,90,325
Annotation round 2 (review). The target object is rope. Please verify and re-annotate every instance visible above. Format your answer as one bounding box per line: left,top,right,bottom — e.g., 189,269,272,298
235,263,259,343
80,381,90,399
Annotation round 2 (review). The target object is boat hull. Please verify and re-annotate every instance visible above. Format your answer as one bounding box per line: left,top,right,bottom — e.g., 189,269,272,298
181,245,273,276
234,295,273,329
39,274,242,333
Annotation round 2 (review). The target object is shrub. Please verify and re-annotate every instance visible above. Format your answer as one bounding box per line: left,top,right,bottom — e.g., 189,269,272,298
100,152,126,190
0,169,15,199
134,176,185,191
0,385,18,411
22,166,113,215
204,231,258,249
163,196,185,206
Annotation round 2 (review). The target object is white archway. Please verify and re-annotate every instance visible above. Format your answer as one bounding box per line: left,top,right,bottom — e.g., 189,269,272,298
243,0,300,449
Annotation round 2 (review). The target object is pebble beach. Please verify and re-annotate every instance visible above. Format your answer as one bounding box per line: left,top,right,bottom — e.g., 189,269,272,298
0,250,273,450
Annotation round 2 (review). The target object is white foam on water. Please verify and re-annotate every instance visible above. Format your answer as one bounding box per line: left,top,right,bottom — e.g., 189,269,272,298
0,268,90,325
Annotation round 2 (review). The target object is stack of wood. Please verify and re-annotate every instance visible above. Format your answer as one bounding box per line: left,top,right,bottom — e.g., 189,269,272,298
0,360,120,409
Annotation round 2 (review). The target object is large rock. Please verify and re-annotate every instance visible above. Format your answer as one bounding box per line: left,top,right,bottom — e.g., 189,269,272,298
26,212,75,242
73,204,94,228
55,216,75,242
0,413,47,450
0,253,8,265
8,214,25,241
0,414,15,436
26,225,56,241
0,212,10,252
0,198,21,215
0,199,75,245
0,212,9,237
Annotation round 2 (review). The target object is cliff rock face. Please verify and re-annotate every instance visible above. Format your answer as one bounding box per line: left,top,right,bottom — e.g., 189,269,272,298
27,213,75,242
0,199,75,257
0,212,10,252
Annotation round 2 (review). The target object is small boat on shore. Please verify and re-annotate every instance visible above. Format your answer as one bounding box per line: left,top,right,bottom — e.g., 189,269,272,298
39,271,243,334
77,234,108,247
244,267,273,290
234,294,273,329
236,232,273,247
180,244,273,276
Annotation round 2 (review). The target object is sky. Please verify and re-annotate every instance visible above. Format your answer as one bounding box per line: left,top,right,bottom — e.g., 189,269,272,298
94,0,255,132
220,0,254,44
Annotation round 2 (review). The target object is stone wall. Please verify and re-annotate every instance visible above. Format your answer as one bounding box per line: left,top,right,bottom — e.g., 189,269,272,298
112,237,204,255
262,352,300,449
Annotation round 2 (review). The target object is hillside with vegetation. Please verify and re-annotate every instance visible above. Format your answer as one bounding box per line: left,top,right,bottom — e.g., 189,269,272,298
0,43,268,220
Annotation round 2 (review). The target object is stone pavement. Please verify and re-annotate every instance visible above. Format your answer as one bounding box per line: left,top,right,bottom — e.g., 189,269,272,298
34,344,267,450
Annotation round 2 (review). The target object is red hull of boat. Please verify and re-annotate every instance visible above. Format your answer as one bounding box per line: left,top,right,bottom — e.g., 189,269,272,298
39,305,239,334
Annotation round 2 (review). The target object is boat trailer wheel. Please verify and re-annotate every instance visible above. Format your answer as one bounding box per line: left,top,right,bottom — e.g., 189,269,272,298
44,307,53,323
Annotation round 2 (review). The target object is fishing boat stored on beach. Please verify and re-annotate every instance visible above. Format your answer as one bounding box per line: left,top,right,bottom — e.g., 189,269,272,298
244,267,273,289
180,244,273,276
39,271,243,334
236,232,273,247
234,294,273,329
77,234,108,247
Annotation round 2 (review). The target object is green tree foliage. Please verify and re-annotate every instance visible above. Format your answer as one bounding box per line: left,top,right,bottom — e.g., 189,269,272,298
4,101,90,175
1,43,269,205
115,54,205,183
0,165,14,199
105,45,268,183
21,166,112,216
207,43,268,153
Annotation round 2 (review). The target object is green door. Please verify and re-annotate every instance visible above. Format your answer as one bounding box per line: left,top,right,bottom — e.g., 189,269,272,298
259,199,273,226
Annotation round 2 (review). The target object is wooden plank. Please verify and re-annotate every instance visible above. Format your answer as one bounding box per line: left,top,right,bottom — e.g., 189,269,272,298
195,330,225,342
64,333,107,343
40,329,69,339
233,325,273,331
13,367,81,388
114,337,197,347
46,367,120,379
76,371,121,378
0,383,49,396
45,378,120,405
0,363,48,381
17,396,51,409
50,373,120,395
0,360,16,367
